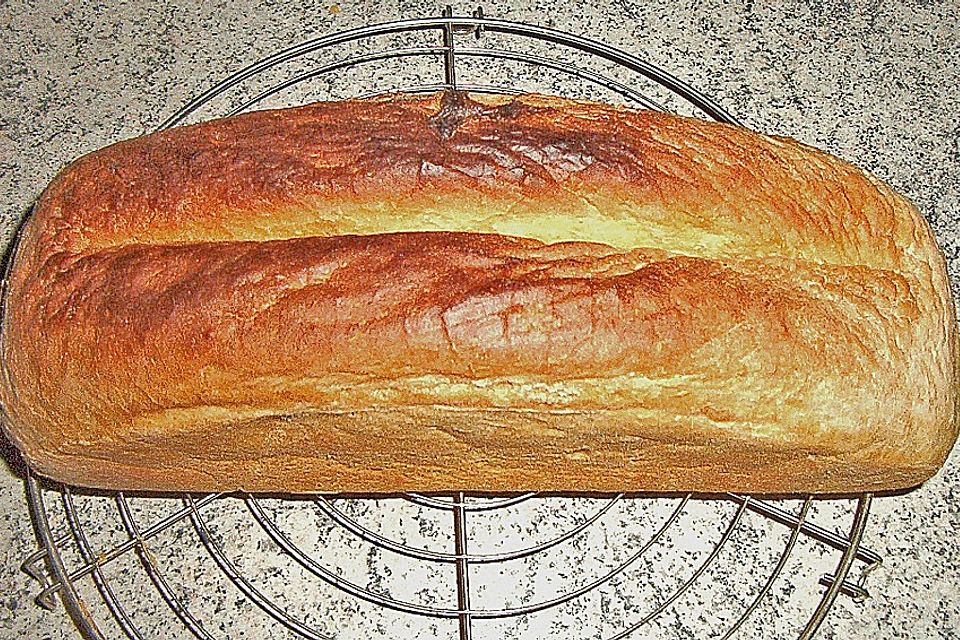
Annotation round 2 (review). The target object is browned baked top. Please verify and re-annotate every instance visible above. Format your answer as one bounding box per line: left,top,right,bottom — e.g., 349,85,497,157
1,91,956,492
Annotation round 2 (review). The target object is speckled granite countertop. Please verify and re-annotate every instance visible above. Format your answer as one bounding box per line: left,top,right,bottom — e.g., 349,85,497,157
1,2,958,639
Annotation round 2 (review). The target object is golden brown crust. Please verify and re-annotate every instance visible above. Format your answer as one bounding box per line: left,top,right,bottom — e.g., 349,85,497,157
1,91,956,493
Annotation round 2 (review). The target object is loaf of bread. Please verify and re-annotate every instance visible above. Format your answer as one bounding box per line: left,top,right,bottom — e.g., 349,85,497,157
1,91,955,493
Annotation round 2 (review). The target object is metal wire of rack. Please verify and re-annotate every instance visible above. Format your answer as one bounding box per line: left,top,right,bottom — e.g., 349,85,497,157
13,7,883,640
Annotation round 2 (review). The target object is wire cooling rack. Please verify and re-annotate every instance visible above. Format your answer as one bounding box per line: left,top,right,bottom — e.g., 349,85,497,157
15,7,882,640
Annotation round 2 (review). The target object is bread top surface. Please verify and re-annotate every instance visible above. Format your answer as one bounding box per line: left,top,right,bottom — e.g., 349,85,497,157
1,91,956,489
16,91,944,271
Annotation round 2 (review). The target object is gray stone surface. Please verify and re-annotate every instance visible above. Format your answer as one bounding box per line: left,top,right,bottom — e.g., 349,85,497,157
1,1,958,638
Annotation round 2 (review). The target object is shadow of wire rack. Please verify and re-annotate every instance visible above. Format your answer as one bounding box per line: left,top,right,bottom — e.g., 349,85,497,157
16,7,883,640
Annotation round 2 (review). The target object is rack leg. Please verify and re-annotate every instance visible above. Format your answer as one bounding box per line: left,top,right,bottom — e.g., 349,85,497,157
453,492,473,640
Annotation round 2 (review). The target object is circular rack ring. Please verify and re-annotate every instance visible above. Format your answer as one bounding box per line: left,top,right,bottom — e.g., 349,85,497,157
15,8,879,640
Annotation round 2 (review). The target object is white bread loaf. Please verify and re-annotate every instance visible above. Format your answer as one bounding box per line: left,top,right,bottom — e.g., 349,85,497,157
1,91,955,493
